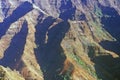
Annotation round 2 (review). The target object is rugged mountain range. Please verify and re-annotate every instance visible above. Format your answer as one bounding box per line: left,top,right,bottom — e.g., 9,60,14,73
0,0,120,80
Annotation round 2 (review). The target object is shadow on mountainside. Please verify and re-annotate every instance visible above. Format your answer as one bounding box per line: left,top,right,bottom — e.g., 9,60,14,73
100,40,120,54
88,46,120,80
34,1,76,79
98,4,120,55
0,20,28,70
88,4,120,80
0,1,33,39
59,0,76,21
34,15,70,80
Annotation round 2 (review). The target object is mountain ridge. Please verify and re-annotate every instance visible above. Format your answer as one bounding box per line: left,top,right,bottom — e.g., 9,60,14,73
0,0,120,80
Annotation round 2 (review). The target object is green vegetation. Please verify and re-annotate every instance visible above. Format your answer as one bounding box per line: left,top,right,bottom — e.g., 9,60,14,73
94,5,103,18
68,52,98,78
61,63,73,80
89,21,113,40
76,55,97,78
59,70,72,80
62,71,72,80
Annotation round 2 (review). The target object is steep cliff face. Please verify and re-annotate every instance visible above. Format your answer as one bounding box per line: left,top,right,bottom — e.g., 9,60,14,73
0,0,120,80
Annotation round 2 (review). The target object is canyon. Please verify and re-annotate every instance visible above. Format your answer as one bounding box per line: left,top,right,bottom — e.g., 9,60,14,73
0,0,120,80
